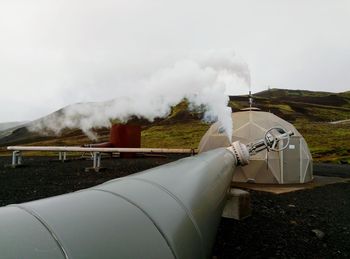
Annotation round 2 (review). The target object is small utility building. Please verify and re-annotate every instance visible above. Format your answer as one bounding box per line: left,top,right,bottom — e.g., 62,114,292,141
198,109,313,184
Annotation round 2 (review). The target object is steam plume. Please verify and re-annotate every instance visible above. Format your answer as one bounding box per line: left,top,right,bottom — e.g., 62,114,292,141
29,49,250,142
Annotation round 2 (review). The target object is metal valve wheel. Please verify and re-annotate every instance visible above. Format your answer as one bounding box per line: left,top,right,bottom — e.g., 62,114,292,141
263,127,291,152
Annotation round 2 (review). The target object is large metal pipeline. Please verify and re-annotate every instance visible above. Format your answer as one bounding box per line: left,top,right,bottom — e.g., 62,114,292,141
0,148,236,259
0,128,292,259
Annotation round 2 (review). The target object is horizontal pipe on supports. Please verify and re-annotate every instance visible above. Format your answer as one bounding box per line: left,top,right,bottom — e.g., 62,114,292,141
7,146,196,154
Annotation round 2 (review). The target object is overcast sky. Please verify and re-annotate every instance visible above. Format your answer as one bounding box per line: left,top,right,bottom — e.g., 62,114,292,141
0,0,349,122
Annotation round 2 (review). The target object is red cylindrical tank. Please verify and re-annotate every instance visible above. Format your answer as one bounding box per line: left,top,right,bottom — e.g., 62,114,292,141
110,124,141,158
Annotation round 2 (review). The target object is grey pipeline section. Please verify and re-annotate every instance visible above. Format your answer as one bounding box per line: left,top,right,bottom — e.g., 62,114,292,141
0,148,236,259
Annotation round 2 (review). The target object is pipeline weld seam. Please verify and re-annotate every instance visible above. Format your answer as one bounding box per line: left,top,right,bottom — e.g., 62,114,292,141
10,205,69,259
90,188,178,259
128,177,205,257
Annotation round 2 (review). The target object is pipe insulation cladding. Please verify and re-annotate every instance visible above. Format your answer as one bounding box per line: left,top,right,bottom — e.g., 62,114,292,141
0,148,237,259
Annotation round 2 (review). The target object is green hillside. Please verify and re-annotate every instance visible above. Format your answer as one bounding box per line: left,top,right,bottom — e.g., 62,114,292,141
0,89,349,163
230,89,350,163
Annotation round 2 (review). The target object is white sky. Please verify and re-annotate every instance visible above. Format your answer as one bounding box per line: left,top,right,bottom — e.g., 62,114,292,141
0,0,349,122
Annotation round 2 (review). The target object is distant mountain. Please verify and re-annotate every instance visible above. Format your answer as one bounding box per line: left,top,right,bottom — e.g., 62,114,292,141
0,104,97,147
0,121,28,132
0,121,30,142
229,88,350,122
255,88,350,108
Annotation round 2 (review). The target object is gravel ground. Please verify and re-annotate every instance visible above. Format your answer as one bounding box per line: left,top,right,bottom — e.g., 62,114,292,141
0,156,349,258
0,155,184,206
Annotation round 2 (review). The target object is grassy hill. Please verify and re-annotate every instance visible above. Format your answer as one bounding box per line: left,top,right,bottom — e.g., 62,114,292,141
0,89,349,163
230,89,350,163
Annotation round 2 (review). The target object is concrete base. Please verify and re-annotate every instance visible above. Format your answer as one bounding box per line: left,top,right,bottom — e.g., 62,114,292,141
231,176,350,194
84,167,106,173
222,188,251,220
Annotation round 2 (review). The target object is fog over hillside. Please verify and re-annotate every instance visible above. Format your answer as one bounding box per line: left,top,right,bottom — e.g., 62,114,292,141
0,122,27,132
28,50,250,140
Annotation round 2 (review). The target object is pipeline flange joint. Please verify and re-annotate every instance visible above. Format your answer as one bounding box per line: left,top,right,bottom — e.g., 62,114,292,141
227,141,250,166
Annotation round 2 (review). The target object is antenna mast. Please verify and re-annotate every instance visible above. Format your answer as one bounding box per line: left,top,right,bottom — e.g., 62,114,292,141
248,87,253,109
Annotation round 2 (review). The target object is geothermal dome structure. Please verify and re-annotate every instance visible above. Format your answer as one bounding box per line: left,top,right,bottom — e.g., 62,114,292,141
198,109,313,184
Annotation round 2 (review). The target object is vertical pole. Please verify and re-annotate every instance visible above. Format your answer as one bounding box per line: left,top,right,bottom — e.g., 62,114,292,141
17,152,22,165
63,152,67,162
280,141,284,184
97,152,101,168
93,152,97,169
59,152,62,161
12,151,17,166
299,138,302,183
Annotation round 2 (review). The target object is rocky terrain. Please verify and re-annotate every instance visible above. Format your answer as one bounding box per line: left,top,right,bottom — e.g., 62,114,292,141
0,155,349,258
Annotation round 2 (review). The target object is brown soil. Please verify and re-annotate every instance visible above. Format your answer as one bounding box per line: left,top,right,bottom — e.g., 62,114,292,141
0,156,349,258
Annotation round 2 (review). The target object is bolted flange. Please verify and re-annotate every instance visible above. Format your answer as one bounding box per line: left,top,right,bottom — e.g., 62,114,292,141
227,141,250,166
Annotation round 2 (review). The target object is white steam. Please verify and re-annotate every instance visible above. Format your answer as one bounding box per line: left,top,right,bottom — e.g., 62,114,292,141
29,49,250,142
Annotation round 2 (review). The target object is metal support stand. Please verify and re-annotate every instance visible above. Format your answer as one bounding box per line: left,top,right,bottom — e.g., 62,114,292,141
58,152,67,162
11,151,22,167
85,152,104,172
93,152,101,169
